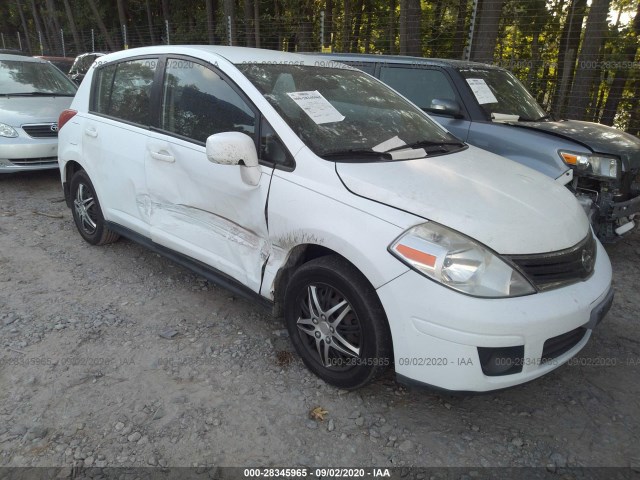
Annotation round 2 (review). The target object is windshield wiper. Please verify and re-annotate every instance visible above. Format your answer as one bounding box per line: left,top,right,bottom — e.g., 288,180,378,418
320,149,392,161
1,92,75,97
384,139,465,153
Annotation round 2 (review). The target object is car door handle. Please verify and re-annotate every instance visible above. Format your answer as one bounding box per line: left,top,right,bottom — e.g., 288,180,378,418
150,150,175,163
84,127,98,138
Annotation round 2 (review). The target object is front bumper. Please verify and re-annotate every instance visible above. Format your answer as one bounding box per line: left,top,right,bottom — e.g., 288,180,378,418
377,240,613,392
0,140,59,173
610,194,640,219
594,193,640,241
585,171,640,240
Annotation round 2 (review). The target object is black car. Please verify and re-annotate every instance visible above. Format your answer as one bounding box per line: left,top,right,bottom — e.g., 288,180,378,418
68,52,106,84
35,56,76,73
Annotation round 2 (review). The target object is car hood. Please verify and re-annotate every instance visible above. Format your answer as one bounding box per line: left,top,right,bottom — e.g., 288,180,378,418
0,96,73,126
509,119,640,170
336,146,590,254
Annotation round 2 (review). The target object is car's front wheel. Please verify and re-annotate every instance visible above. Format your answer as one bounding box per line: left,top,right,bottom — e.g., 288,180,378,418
70,170,119,245
284,255,392,389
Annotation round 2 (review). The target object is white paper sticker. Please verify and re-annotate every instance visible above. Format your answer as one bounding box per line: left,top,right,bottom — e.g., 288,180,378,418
286,90,345,124
389,148,427,160
466,78,498,104
491,113,520,123
372,135,407,152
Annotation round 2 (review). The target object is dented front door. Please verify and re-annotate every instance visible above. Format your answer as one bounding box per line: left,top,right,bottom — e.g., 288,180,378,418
145,57,271,293
145,135,272,292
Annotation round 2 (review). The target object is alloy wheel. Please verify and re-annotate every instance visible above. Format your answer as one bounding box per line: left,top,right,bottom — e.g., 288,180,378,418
73,182,97,235
295,283,362,370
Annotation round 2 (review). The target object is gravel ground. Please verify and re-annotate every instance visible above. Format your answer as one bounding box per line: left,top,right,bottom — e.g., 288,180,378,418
0,170,639,472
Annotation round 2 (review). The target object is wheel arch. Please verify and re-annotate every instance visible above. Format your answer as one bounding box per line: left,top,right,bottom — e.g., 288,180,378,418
271,243,388,329
63,160,85,207
279,248,395,388
272,243,329,318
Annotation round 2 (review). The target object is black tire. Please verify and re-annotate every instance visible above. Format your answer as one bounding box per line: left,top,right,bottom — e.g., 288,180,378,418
284,255,392,389
70,170,119,246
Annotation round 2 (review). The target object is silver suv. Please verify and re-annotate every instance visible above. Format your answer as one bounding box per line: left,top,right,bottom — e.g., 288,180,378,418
0,54,77,173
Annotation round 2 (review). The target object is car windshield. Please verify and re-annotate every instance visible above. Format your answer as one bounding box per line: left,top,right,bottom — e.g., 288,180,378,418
458,68,547,121
236,63,462,159
0,59,77,95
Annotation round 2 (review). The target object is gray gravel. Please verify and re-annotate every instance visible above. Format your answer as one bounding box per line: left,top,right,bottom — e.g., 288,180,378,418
1,170,639,469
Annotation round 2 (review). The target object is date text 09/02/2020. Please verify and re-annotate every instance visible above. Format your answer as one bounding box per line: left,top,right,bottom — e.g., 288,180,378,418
243,468,391,478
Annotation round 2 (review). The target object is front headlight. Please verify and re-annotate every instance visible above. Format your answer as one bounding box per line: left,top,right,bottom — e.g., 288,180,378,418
389,222,536,298
0,123,18,138
559,150,619,179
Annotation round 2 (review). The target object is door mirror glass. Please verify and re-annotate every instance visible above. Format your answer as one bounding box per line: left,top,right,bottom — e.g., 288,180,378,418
430,98,463,118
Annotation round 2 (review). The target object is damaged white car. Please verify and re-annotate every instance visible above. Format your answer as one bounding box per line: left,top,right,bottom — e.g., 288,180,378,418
57,46,613,392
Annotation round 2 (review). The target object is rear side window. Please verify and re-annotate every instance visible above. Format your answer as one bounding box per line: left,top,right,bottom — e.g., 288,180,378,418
93,63,116,113
160,59,255,144
379,66,457,111
92,59,157,126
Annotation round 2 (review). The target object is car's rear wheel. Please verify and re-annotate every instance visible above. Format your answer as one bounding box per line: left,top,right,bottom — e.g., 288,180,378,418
284,255,392,389
70,170,119,245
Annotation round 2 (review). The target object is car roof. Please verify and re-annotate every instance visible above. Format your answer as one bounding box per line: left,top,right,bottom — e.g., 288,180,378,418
0,54,49,63
36,55,75,61
74,52,107,58
98,45,324,66
312,53,504,70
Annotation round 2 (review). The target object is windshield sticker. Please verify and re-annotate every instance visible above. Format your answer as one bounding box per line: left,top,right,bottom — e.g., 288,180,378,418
372,135,407,152
491,113,520,123
286,90,345,124
389,149,427,160
466,78,498,104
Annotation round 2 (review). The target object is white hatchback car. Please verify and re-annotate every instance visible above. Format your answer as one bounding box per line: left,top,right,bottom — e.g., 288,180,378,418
57,46,613,392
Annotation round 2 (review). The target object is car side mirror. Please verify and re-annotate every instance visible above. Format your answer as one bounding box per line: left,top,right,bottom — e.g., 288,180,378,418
429,98,463,118
206,132,261,186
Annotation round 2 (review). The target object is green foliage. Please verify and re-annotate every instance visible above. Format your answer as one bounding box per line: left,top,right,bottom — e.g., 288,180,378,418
0,0,637,131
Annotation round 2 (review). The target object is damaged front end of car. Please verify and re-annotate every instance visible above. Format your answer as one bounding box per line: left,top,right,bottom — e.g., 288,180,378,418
561,150,640,242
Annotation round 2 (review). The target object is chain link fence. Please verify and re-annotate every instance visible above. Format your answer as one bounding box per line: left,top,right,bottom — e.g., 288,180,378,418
1,1,638,135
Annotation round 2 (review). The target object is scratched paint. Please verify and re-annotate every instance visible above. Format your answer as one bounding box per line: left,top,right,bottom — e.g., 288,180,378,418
135,193,152,224
145,135,272,294
150,200,270,288
275,230,324,251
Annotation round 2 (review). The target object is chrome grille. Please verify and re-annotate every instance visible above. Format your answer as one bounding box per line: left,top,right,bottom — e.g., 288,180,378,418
506,233,597,291
22,123,58,138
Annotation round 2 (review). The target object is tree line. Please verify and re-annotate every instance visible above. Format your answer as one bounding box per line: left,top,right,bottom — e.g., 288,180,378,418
0,0,638,134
